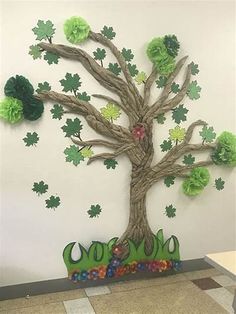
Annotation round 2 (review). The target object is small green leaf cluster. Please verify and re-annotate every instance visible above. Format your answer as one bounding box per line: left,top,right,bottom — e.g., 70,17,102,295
211,132,236,166
32,181,61,210
87,204,102,218
182,167,210,196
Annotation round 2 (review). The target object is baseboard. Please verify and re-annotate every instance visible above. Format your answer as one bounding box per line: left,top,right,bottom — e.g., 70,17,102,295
0,258,212,301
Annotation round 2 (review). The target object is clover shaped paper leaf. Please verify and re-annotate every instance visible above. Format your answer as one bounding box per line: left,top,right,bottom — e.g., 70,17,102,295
199,126,216,143
64,145,84,166
108,63,121,76
23,132,39,147
171,82,180,94
50,104,64,120
104,158,118,169
101,26,116,40
187,81,201,100
78,92,91,102
32,20,55,41
93,48,106,61
32,181,48,196
87,204,102,218
45,195,60,210
135,71,147,85
156,76,167,88
164,176,175,187
100,103,121,122
128,63,139,77
81,147,94,158
29,45,42,60
165,205,176,218
190,62,199,75
155,113,166,124
160,139,173,152
214,177,225,191
60,73,81,93
44,52,60,65
183,154,195,165
172,105,188,124
169,126,186,143
122,48,134,62
61,118,83,137
36,81,51,93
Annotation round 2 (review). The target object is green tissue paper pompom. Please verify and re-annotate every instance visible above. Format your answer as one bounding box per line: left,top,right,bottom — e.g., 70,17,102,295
211,131,236,166
4,75,34,102
182,178,204,196
0,97,23,123
182,167,210,196
23,97,44,121
64,16,90,44
164,35,180,58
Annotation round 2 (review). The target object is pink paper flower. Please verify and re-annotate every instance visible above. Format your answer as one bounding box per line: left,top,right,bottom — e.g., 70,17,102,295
132,124,145,140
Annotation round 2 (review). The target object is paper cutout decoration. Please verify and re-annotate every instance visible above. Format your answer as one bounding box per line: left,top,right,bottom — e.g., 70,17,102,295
211,132,236,166
29,45,42,60
61,118,83,137
44,52,60,65
100,103,121,122
169,126,186,143
36,81,51,93
101,26,116,40
164,176,175,187
187,80,201,100
104,159,118,169
172,105,188,124
32,181,49,196
122,48,134,62
50,104,64,120
60,73,81,94
135,71,147,85
156,76,167,88
45,195,61,210
108,63,121,76
32,20,55,42
64,145,84,166
155,113,166,124
199,126,216,143
190,62,199,75
214,178,225,191
64,17,90,44
87,204,102,218
93,48,106,66
165,205,176,218
183,154,195,165
23,132,39,146
0,97,23,124
182,167,210,196
160,139,172,152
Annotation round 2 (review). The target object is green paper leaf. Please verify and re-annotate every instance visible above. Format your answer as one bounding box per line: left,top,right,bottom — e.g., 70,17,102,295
164,176,175,187
156,76,167,88
32,20,55,41
104,158,118,169
172,104,189,124
108,63,121,76
80,147,94,158
60,73,81,93
171,82,180,94
100,103,121,121
160,139,173,152
45,195,60,210
77,92,91,101
36,81,51,93
190,62,199,75
32,181,48,196
155,113,166,124
214,177,225,191
64,145,84,166
135,71,147,85
183,154,195,165
87,204,102,218
50,104,64,120
93,48,106,61
187,80,201,100
101,26,116,40
165,205,176,218
23,132,39,146
169,126,186,142
199,126,216,143
29,45,42,60
127,63,138,77
61,118,83,137
44,52,60,65
122,48,134,62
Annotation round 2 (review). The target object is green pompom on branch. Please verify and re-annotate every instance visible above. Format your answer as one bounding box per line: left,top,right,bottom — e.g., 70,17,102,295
0,97,23,124
182,167,210,196
211,131,236,166
163,35,180,58
23,97,44,121
4,75,34,102
64,16,90,44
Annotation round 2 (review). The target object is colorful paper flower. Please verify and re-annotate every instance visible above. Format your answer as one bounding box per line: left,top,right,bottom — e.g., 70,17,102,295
132,124,145,140
88,268,99,280
98,266,107,279
0,97,23,124
64,16,90,44
172,260,182,271
71,272,79,282
115,266,125,277
110,257,122,268
211,131,236,166
123,264,131,274
80,270,88,281
137,262,146,271
129,261,137,273
163,35,180,58
106,266,115,278
112,244,124,257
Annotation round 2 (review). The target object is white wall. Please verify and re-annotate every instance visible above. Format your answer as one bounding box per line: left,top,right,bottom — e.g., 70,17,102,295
0,0,235,286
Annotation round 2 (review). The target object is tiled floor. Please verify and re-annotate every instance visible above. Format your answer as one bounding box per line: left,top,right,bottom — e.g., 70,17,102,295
0,269,235,313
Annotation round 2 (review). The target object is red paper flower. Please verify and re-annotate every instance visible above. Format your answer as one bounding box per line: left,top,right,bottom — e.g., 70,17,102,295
115,266,125,277
132,124,145,140
98,266,107,279
112,244,124,257
130,261,138,273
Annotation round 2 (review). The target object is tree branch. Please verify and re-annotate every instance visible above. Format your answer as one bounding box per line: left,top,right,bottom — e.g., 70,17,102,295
143,66,158,106
71,137,120,149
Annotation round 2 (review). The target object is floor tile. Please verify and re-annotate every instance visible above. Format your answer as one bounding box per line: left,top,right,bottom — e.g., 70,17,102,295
90,281,227,314
192,277,222,290
109,273,186,293
0,302,66,314
212,275,236,287
226,285,236,295
184,268,222,280
63,298,95,314
85,285,110,297
0,289,86,311
206,287,234,314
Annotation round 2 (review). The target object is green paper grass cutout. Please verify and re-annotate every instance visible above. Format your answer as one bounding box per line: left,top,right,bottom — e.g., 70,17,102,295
172,105,188,124
44,52,60,65
160,139,172,152
122,48,134,62
165,205,176,218
64,145,84,166
169,126,186,143
60,73,81,93
101,26,116,40
214,177,225,190
171,82,180,94
190,62,199,75
50,104,64,120
36,82,51,93
187,81,201,100
4,75,34,102
108,63,121,76
32,20,55,42
135,71,147,85
164,176,175,187
23,132,39,146
87,204,102,218
81,147,93,158
0,97,23,124
62,118,83,137
156,76,167,88
100,103,121,122
183,154,195,165
199,126,216,143
104,158,118,169
211,132,236,166
64,16,90,44
45,195,60,210
128,63,138,77
78,92,91,102
93,48,106,66
32,181,48,196
155,113,166,124
29,45,42,60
